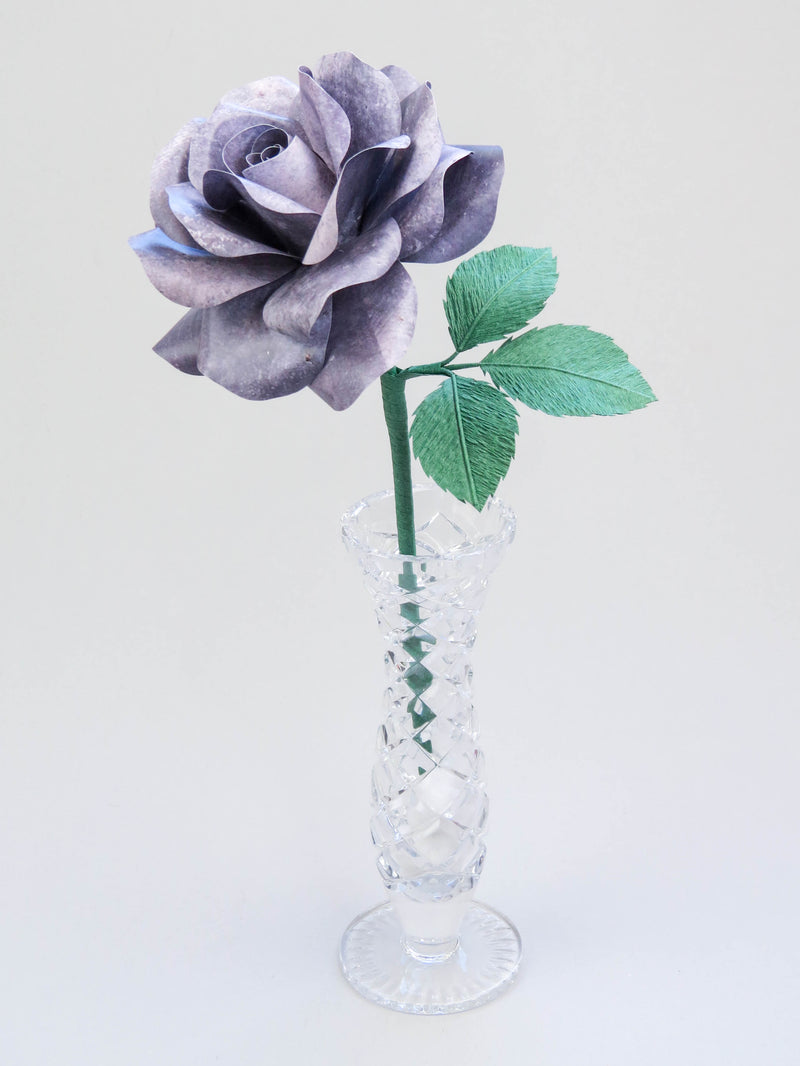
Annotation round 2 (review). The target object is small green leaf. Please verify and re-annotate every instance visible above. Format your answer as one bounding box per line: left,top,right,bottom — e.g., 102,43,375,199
410,377,518,510
483,325,656,416
444,245,558,353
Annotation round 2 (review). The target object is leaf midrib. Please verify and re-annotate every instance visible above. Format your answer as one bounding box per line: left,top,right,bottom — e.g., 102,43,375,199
485,361,652,398
456,251,551,352
449,377,478,505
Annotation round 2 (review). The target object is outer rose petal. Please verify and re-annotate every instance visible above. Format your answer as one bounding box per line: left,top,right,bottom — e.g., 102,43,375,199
265,218,402,340
405,145,504,263
316,52,402,158
217,76,298,116
197,286,331,400
381,65,421,102
153,308,204,375
311,262,417,410
149,118,204,246
129,229,296,308
391,145,471,259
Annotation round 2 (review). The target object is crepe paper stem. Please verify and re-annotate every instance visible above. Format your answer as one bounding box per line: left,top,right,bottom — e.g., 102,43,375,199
381,369,417,558
401,359,482,378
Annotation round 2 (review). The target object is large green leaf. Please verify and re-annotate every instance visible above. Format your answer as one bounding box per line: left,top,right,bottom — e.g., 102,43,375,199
483,325,656,416
410,377,518,510
444,245,558,353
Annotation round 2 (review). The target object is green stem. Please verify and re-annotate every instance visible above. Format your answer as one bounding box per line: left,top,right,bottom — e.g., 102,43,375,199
380,369,416,557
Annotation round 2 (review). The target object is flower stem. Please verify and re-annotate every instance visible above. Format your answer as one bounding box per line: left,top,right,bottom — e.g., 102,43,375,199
380,369,416,557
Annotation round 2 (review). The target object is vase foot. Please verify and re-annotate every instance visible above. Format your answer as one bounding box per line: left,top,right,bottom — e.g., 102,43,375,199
339,901,522,1014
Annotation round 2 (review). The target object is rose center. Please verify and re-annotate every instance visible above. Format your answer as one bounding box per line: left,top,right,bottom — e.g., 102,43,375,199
222,125,291,178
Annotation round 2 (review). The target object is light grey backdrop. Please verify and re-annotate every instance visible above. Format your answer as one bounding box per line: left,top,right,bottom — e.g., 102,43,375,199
2,0,798,1062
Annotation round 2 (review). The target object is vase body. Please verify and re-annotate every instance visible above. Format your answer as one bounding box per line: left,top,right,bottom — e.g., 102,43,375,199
339,486,522,1013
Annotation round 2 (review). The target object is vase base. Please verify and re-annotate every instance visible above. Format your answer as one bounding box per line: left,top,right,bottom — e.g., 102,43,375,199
339,901,522,1014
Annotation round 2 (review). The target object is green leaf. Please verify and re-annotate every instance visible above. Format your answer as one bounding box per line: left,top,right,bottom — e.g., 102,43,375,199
444,245,558,353
410,377,519,510
483,325,656,416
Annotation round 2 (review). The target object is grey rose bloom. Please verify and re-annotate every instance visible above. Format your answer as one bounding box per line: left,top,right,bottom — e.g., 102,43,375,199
130,52,503,410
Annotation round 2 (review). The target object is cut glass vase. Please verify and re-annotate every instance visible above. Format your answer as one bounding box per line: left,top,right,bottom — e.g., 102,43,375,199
339,486,522,1013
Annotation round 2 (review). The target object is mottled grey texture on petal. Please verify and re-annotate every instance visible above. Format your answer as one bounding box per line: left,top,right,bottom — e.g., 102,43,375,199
364,84,443,225
129,229,297,308
311,262,417,410
166,183,286,257
150,118,204,246
187,108,298,192
265,218,401,339
202,170,319,256
316,52,402,158
292,68,351,174
381,65,421,102
405,145,504,263
217,76,298,116
153,308,204,375
302,135,410,265
243,134,335,213
198,286,331,400
392,144,470,259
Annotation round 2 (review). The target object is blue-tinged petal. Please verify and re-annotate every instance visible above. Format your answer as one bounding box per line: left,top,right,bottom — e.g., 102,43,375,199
311,262,417,410
291,68,351,174
264,218,401,340
129,228,297,308
197,286,331,400
316,52,402,159
166,183,291,258
302,135,409,265
405,145,504,263
149,118,204,246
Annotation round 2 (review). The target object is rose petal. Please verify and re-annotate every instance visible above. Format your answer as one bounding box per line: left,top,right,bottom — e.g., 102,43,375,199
129,228,297,308
316,52,402,159
392,144,470,259
150,118,204,246
188,107,298,192
381,64,421,102
265,217,401,339
243,135,335,214
203,170,319,257
221,123,283,175
197,286,331,400
166,183,291,258
405,145,504,263
363,83,444,225
153,308,204,375
217,76,298,116
292,67,351,174
302,135,410,265
311,262,417,410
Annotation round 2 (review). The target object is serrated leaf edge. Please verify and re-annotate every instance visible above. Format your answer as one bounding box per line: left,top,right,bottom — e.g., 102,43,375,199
446,247,557,353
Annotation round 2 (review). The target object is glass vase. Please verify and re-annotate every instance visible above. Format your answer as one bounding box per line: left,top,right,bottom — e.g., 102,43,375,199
339,485,522,1014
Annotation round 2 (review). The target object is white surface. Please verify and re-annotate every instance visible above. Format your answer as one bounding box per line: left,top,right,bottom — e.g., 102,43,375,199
2,1,799,1063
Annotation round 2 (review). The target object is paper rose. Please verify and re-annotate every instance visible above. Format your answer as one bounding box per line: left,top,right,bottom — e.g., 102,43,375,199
130,52,504,410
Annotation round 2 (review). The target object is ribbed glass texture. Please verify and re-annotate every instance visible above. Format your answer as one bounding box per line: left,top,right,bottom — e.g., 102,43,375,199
340,487,521,1013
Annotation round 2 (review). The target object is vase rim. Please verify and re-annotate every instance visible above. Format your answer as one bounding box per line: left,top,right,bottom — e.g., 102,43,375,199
341,485,516,563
